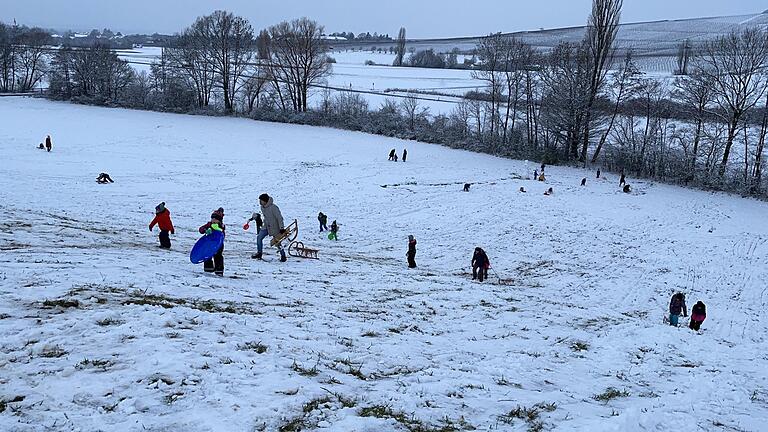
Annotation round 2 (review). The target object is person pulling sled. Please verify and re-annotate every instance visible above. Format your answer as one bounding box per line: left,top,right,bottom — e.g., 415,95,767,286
472,247,490,282
253,193,287,262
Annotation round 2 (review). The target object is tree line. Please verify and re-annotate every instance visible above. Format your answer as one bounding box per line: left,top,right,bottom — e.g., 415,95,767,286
4,1,768,197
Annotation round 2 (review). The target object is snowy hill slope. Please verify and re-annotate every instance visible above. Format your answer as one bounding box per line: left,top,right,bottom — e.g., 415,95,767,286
0,98,767,431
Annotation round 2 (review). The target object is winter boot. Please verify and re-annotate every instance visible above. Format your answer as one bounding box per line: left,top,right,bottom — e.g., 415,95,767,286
251,253,263,260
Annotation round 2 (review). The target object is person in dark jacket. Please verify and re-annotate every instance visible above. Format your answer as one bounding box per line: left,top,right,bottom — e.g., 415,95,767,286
668,292,688,326
472,247,490,282
199,208,225,275
38,143,45,150
620,171,626,187
388,149,396,161
245,212,263,232
597,169,601,179
689,301,706,331
581,178,587,186
45,135,52,152
407,235,417,268
96,173,114,183
463,183,471,192
402,148,408,162
318,212,328,232
149,202,175,249
623,184,631,193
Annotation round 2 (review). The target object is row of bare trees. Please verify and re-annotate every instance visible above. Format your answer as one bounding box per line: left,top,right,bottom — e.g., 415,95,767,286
453,0,768,195
145,12,331,114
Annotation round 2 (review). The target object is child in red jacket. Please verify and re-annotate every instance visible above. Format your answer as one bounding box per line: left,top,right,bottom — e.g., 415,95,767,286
149,202,175,249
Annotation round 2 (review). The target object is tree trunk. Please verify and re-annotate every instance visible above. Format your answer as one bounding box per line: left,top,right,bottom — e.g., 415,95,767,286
719,115,741,177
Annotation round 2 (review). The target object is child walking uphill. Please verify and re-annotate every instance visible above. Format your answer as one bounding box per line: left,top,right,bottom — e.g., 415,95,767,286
329,220,339,241
407,235,417,268
149,202,174,249
689,301,706,331
318,212,328,232
668,293,688,326
199,208,225,276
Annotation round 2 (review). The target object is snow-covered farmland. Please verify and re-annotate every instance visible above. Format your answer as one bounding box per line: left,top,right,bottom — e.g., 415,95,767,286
1,98,767,431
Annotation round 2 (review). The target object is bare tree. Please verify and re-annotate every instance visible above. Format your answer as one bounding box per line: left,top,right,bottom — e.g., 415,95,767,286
400,93,420,130
672,70,714,181
241,67,269,113
0,23,16,92
675,39,692,75
49,43,133,102
591,51,640,163
165,32,215,108
697,28,768,177
255,29,270,60
267,17,332,112
394,27,406,66
540,42,591,159
524,65,542,149
13,28,49,92
500,37,534,146
473,33,506,142
187,11,255,112
754,90,768,192
580,0,623,162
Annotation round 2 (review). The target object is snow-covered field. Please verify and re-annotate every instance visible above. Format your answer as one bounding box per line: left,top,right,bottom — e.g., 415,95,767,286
1,98,767,431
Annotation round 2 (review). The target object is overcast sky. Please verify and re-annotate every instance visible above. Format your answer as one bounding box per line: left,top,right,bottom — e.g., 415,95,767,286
3,0,766,38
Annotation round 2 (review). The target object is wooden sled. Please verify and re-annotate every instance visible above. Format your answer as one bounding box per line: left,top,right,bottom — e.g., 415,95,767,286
270,219,298,247
288,241,319,259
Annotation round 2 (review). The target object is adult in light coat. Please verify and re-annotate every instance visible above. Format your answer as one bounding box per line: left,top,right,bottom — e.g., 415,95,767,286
254,193,287,261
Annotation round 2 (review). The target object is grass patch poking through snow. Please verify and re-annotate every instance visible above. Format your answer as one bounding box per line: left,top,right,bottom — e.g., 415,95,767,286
593,387,630,402
499,402,557,432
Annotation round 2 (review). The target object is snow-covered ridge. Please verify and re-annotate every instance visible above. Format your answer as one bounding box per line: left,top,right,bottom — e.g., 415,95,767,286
0,98,766,431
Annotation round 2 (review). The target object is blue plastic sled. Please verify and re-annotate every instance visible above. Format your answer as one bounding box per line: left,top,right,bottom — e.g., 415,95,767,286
190,231,224,264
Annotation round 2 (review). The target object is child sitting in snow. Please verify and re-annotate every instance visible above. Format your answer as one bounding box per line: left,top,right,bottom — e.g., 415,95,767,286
96,173,114,183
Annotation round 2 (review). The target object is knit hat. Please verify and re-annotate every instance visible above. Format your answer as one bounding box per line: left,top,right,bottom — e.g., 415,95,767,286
211,208,224,222
259,193,270,203
155,202,166,214
408,235,414,241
